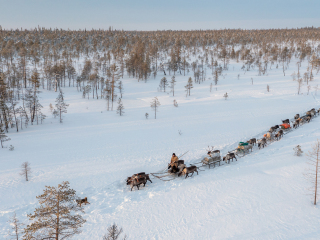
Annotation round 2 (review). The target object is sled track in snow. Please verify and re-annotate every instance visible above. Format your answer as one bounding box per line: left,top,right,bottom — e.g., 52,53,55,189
149,106,320,182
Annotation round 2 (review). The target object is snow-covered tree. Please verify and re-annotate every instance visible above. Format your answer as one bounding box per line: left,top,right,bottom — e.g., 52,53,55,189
55,90,69,123
23,181,86,240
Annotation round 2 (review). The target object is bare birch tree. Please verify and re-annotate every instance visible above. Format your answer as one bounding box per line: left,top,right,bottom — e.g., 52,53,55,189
7,212,23,240
55,90,69,123
20,162,31,181
297,78,303,95
150,97,160,119
306,140,320,205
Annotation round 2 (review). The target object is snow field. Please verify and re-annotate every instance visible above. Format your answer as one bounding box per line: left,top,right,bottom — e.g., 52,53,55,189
1,59,320,239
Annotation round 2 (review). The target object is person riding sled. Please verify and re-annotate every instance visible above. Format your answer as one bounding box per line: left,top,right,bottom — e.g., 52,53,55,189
168,153,179,173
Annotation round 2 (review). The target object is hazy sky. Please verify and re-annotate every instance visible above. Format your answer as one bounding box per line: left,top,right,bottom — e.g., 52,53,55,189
1,0,320,30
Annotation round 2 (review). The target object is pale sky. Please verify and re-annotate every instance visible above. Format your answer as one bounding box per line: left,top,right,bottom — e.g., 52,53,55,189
1,0,320,30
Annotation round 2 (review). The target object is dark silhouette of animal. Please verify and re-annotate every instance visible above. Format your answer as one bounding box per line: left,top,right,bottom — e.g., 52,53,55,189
282,119,290,124
258,138,267,149
293,119,301,129
130,175,150,191
302,115,311,123
278,129,284,138
76,197,90,207
269,126,276,133
318,108,320,115
178,165,198,178
127,173,152,185
274,125,279,129
247,138,256,145
294,114,300,120
274,129,284,140
223,152,237,163
126,172,145,184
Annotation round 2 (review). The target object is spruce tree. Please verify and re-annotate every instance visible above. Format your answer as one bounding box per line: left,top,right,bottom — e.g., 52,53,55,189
185,77,193,96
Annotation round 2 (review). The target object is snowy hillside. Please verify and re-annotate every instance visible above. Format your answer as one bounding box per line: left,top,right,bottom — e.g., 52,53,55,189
1,59,320,239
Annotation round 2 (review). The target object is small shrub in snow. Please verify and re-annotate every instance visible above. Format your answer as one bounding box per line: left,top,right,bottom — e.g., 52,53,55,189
145,113,149,119
103,223,127,240
52,109,59,118
293,145,303,156
117,98,124,116
223,92,228,100
7,212,23,240
9,145,14,151
173,99,178,107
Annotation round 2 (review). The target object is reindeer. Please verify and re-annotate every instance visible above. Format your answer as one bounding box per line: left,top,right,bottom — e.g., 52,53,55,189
278,129,284,138
130,175,149,191
264,132,273,142
282,119,290,124
303,115,311,123
127,173,152,185
293,119,301,129
247,138,257,145
223,152,237,164
178,165,198,178
76,197,90,207
207,146,220,157
269,126,277,133
258,138,267,149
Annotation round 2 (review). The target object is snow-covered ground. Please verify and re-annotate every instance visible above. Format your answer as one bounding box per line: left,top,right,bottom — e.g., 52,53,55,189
1,60,320,239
